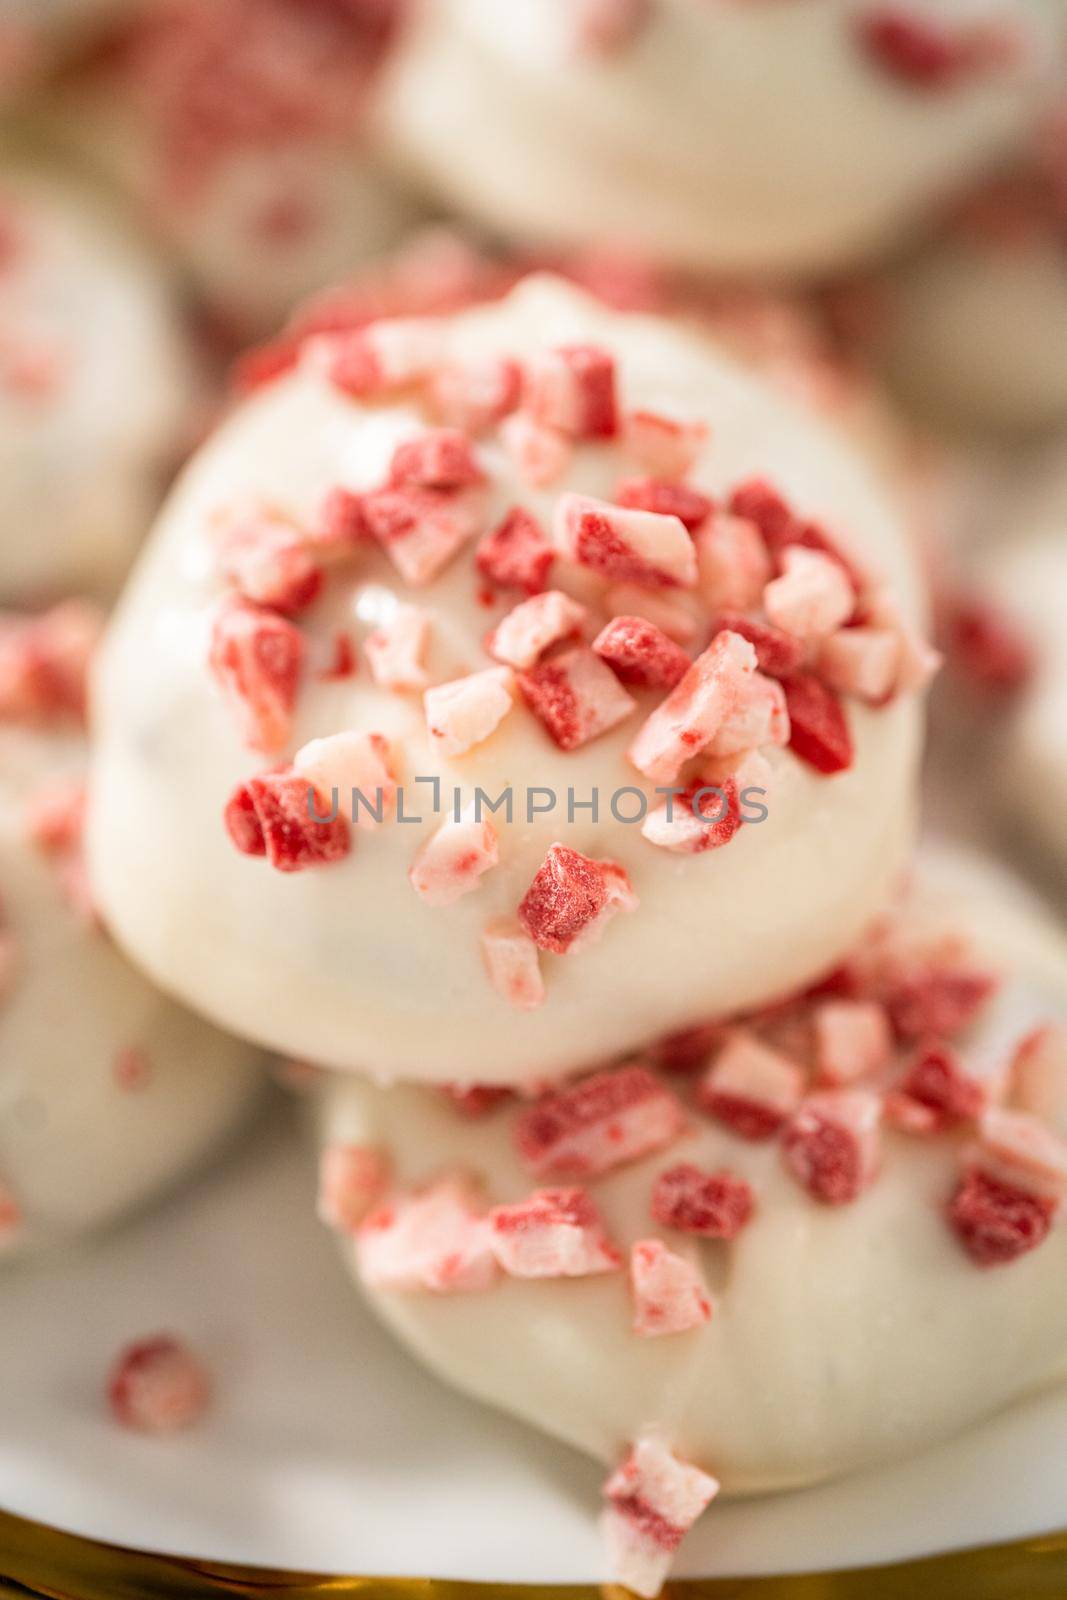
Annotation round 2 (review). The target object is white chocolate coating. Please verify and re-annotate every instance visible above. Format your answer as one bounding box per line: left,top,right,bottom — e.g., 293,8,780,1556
318,844,1067,1493
0,162,192,602
46,0,422,336
89,278,926,1087
982,455,1067,870
383,0,1064,276
0,725,261,1258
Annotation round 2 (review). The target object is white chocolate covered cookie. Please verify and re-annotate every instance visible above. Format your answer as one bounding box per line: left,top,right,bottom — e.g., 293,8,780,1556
383,0,1064,277
0,160,192,601
89,277,933,1087
0,608,261,1258
316,843,1067,1594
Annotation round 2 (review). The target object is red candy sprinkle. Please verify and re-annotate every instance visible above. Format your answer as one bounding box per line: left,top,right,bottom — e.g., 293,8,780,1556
615,477,714,533
651,1164,755,1239
943,596,1035,698
949,1169,1056,1267
781,672,854,774
488,1187,621,1278
710,612,804,679
894,1043,986,1132
592,615,691,690
475,506,554,595
884,963,998,1041
523,343,618,440
218,507,322,615
107,1335,210,1434
515,1064,684,1179
389,428,486,491
630,1239,713,1337
782,1091,882,1205
208,597,304,753
857,8,1010,90
363,484,483,586
224,768,351,871
519,646,636,752
517,843,636,954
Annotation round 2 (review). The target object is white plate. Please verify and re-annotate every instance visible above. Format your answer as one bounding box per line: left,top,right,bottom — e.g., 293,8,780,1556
1,1101,1066,1584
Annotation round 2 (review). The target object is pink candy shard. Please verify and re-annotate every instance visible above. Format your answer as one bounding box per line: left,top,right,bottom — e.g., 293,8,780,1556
630,1239,713,1337
208,597,304,754
363,485,484,586
592,615,690,690
318,1143,391,1234
357,1176,498,1294
107,1335,211,1434
813,1000,893,1086
388,427,485,491
554,493,697,590
818,627,901,703
481,919,546,1012
488,1187,621,1277
651,1164,755,1239
487,590,588,670
0,600,102,726
949,1168,1056,1268
25,779,86,855
311,486,366,553
640,775,744,856
884,960,998,1041
889,1042,985,1133
621,409,708,479
695,513,773,612
764,546,855,640
476,506,554,595
364,602,431,690
217,505,322,615
515,1063,684,1178
973,1108,1067,1202
602,1436,720,1599
424,666,515,758
518,843,637,955
615,477,714,534
432,353,522,434
700,1030,805,1139
523,343,618,440
604,585,700,643
704,669,789,758
518,645,636,751
627,629,758,783
499,412,573,489
224,769,351,872
1010,1025,1067,1127
410,805,499,906
782,1089,882,1205
327,318,443,398
293,731,396,828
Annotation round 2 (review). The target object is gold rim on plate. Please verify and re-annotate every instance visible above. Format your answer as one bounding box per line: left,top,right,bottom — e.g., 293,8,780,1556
3,1509,1067,1600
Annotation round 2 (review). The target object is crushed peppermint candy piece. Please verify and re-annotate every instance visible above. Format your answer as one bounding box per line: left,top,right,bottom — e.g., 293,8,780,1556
224,768,351,871
26,779,85,855
651,1164,755,1239
604,585,699,643
973,1108,1067,1202
523,343,618,440
515,1064,684,1178
592,615,690,690
630,1239,712,1337
311,486,366,553
326,318,443,399
357,1176,497,1294
554,493,697,589
364,602,431,690
781,672,854,775
487,590,588,670
615,477,714,534
700,1030,804,1140
621,409,708,479
0,600,102,725
208,597,303,754
704,670,789,759
519,646,636,751
628,629,758,784
363,485,484,586
389,427,486,491
857,7,1016,90
488,1187,621,1277
783,1090,882,1205
640,772,747,855
709,612,804,680
764,546,854,641
293,731,396,828
318,1143,392,1233
441,1084,514,1118
1010,1025,1067,1128
425,667,515,758
410,805,499,906
481,919,546,1011
500,412,573,488
432,353,523,434
107,1335,210,1434
695,514,773,612
813,1000,893,1086
217,505,322,615
884,961,998,1041
888,1042,985,1132
476,507,554,594
518,844,637,955
949,1168,1056,1267
602,1436,719,1600
818,627,901,703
